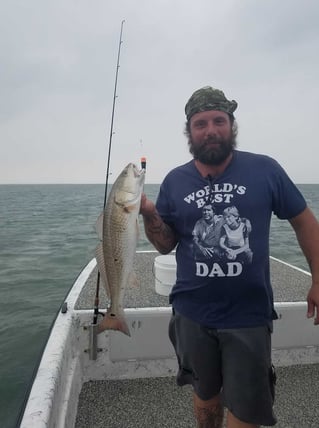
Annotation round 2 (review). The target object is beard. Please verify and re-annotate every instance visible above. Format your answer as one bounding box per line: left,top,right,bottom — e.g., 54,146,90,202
188,133,237,166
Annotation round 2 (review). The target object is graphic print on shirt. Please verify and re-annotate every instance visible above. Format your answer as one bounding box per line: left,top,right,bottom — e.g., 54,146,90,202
188,183,253,277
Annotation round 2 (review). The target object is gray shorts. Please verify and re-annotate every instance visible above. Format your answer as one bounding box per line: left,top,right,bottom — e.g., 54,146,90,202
168,309,277,426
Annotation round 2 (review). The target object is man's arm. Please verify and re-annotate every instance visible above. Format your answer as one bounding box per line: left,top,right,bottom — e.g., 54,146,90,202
289,207,319,324
140,194,178,254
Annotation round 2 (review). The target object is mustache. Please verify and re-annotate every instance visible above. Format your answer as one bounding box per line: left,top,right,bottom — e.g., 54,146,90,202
203,136,222,145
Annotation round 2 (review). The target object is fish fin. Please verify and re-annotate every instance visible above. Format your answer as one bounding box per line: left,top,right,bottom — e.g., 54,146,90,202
128,270,139,288
95,243,110,298
97,310,131,336
95,212,104,240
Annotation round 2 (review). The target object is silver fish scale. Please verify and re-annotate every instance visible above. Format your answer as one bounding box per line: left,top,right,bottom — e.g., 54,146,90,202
103,200,139,309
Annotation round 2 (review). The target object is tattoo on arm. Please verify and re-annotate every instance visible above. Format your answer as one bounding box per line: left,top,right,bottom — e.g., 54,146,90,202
142,211,177,254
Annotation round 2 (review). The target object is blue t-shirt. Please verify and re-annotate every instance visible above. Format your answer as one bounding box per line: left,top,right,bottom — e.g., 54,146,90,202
156,150,307,328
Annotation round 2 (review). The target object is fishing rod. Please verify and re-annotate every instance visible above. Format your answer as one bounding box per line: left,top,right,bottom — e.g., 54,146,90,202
92,20,125,326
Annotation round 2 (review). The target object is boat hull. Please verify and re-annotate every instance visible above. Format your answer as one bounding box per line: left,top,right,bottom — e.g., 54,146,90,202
18,252,319,428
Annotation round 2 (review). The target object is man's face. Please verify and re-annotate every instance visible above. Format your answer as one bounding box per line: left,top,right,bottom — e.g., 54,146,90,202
202,205,214,221
188,110,236,165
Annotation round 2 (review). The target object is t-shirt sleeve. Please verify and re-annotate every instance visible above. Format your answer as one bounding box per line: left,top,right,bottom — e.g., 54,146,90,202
155,179,176,228
270,159,307,219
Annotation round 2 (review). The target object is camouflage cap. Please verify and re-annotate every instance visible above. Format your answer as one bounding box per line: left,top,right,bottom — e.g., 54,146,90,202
185,86,238,121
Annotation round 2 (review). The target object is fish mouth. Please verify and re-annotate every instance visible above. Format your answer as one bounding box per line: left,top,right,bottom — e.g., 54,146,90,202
132,163,145,178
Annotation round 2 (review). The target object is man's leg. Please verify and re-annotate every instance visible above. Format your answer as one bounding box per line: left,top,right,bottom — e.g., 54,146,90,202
193,392,224,428
221,327,276,427
193,393,260,428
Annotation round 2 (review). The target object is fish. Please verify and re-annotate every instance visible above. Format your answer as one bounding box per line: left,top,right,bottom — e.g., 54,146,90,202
95,163,145,336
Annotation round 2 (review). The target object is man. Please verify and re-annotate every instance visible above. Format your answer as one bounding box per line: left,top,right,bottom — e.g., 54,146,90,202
140,86,319,428
192,202,224,260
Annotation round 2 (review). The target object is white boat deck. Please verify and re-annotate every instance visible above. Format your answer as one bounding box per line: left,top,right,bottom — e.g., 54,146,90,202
74,252,319,428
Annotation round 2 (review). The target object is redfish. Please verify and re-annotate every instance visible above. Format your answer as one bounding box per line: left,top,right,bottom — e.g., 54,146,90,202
95,163,145,335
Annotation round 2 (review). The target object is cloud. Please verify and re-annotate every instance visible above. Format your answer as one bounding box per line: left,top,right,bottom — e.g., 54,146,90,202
1,0,319,183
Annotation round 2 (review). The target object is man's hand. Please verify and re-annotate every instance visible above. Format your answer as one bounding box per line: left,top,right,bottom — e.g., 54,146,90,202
307,284,319,325
140,193,156,217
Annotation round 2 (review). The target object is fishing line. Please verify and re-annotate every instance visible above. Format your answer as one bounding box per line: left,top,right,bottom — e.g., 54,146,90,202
93,20,125,325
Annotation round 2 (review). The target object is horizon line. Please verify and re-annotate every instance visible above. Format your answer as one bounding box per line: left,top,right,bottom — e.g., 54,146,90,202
0,182,318,186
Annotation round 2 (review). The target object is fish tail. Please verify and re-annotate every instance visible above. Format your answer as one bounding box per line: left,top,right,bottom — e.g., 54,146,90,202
97,310,131,336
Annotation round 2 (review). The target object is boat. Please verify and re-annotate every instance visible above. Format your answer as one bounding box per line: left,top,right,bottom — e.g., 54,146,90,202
17,250,319,428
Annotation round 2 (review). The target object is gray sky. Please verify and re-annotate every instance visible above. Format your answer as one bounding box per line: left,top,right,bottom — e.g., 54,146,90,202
1,0,319,184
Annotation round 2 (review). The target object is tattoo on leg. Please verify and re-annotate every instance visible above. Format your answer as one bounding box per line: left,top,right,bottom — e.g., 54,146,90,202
194,402,224,428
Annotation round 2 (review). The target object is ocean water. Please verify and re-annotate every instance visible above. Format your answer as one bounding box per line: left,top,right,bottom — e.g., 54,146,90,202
0,183,318,428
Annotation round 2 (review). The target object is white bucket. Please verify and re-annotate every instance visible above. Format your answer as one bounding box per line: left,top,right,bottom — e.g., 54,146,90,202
154,255,177,296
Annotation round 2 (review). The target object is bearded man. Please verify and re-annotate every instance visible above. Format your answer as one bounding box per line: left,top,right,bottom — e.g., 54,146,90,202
140,86,319,428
